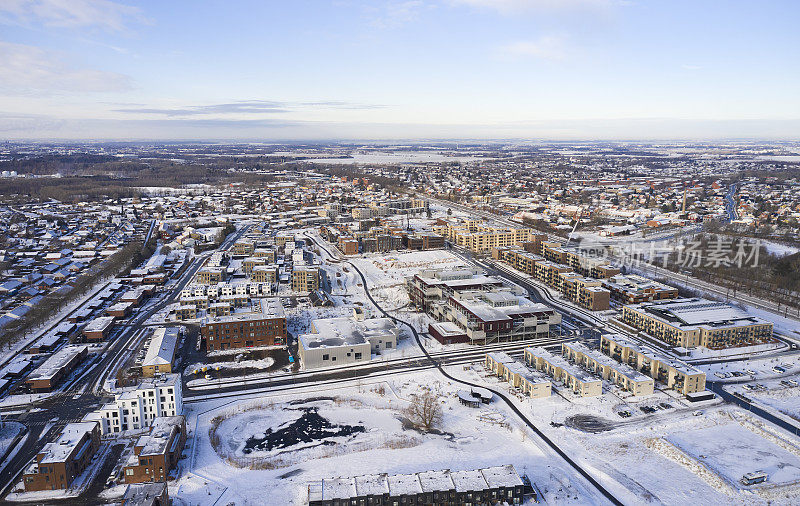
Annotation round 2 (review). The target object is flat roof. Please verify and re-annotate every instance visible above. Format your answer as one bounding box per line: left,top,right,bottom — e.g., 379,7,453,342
300,316,397,350
627,298,773,331
27,345,87,382
84,316,115,332
525,346,600,384
134,416,184,457
603,334,705,376
39,422,97,464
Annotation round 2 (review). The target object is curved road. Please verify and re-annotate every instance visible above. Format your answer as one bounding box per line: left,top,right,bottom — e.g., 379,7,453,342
347,259,624,506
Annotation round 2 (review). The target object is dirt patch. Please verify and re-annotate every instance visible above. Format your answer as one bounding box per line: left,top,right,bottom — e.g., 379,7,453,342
243,407,365,454
564,414,618,433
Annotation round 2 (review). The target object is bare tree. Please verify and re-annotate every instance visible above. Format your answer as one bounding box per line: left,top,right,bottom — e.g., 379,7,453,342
405,390,443,431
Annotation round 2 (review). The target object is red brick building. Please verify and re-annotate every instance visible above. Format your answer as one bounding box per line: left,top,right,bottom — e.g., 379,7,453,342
23,422,100,492
201,298,286,351
123,416,186,484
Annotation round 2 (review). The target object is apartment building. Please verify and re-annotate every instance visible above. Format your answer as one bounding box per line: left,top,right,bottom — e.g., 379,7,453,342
562,342,654,396
231,239,255,257
494,246,612,311
407,268,504,312
98,374,183,434
445,290,561,345
253,247,277,263
242,256,267,274
600,334,707,394
602,274,679,304
405,232,445,250
291,266,321,292
338,237,359,255
559,273,611,311
524,347,602,397
201,298,286,351
23,422,100,492
251,265,279,283
621,298,774,349
123,416,186,484
195,267,225,284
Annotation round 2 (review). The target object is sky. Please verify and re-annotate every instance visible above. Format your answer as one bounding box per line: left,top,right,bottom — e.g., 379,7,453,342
0,0,799,141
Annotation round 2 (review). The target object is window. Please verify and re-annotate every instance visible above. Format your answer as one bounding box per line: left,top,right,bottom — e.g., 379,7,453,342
125,469,134,476
322,354,329,361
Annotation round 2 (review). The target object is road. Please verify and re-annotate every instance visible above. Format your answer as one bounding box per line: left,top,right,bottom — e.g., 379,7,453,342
306,230,622,504
725,183,739,222
423,194,799,323
708,380,800,436
0,224,252,498
346,259,623,505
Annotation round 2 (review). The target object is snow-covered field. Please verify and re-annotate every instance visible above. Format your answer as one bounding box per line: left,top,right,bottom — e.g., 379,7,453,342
669,422,800,487
697,353,800,382
451,360,800,505
744,383,800,421
178,371,607,505
349,249,467,310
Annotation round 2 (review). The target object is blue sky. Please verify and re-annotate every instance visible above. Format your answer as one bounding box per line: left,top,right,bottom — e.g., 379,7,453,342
1,0,799,140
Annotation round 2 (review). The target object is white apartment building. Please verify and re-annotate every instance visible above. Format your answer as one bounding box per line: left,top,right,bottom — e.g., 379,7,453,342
97,374,183,435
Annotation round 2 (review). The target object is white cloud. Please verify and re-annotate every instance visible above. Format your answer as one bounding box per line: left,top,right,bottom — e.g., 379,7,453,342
0,0,147,32
499,35,567,60
0,41,133,93
449,0,625,13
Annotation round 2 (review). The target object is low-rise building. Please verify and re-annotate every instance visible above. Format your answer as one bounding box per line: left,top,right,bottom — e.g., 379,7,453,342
84,316,116,340
142,327,179,377
600,334,707,394
298,312,398,370
26,344,88,392
485,352,551,399
602,274,679,304
308,465,526,506
524,347,602,397
562,342,654,396
22,422,100,492
123,416,186,484
120,482,169,506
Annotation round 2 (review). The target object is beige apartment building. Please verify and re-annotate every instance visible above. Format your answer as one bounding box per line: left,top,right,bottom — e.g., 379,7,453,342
621,298,773,349
600,334,707,394
485,352,551,399
291,266,320,292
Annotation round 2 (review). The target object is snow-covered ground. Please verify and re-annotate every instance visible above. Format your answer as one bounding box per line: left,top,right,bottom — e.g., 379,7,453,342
737,381,800,421
178,371,610,506
669,422,800,487
349,249,467,310
449,360,800,505
697,353,800,383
